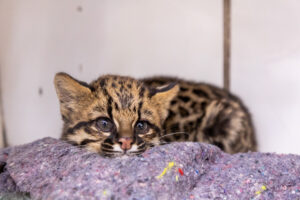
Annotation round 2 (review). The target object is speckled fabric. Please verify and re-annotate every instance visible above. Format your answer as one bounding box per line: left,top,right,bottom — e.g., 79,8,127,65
0,138,299,200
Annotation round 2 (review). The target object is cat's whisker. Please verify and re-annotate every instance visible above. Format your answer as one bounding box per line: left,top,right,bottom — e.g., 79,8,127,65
137,143,146,148
101,148,118,152
128,150,145,155
102,151,123,155
101,144,114,149
159,132,189,139
159,141,170,145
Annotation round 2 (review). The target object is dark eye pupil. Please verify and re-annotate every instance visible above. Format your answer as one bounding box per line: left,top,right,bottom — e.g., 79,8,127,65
96,118,113,132
102,121,108,127
137,122,144,129
135,121,149,134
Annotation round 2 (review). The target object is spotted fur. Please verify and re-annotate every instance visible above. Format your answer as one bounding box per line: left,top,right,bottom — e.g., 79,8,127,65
54,73,257,156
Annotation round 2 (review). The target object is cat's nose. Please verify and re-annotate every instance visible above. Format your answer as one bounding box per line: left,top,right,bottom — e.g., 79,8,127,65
118,137,133,150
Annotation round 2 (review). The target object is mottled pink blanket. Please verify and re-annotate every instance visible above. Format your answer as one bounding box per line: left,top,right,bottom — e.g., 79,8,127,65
0,138,299,199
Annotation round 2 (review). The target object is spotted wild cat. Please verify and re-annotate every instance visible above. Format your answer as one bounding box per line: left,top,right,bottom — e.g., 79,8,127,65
54,73,257,156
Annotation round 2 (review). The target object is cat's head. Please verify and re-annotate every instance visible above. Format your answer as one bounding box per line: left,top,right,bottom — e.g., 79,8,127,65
54,73,179,157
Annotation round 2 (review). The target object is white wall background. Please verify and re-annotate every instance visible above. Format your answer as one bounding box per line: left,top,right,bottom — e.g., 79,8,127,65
0,0,299,154
232,0,300,154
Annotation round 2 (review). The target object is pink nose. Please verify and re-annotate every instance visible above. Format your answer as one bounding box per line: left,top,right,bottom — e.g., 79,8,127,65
118,137,133,150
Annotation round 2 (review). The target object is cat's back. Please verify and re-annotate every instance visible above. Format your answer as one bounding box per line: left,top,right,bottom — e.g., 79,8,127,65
142,76,238,101
141,76,257,153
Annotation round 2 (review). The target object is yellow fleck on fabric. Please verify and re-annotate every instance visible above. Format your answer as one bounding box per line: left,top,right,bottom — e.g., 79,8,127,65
168,162,175,168
157,161,176,179
255,185,267,195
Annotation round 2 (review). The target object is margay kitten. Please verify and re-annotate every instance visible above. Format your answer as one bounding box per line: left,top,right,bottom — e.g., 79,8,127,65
54,73,257,156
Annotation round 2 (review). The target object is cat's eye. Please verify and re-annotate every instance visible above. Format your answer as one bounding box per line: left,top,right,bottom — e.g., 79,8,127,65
96,118,114,132
135,121,149,134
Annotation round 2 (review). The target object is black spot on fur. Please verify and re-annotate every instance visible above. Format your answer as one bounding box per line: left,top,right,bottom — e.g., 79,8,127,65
144,110,152,116
184,133,189,140
84,127,92,134
163,138,171,143
193,89,209,98
183,124,190,132
180,87,188,92
139,87,145,98
203,126,215,137
170,123,179,132
188,121,194,126
174,133,182,140
191,102,197,109
166,110,176,120
120,85,124,92
178,95,190,103
201,102,207,110
167,110,176,119
111,83,116,88
182,126,190,139
100,79,106,88
170,100,177,105
152,80,166,85
127,84,132,89
196,113,205,125
179,106,189,117
213,142,224,150
203,119,229,138
114,102,119,111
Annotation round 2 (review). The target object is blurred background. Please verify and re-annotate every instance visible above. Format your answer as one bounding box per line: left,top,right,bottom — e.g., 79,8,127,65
0,0,300,154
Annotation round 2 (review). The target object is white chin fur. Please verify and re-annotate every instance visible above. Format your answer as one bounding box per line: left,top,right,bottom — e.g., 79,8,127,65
112,143,139,154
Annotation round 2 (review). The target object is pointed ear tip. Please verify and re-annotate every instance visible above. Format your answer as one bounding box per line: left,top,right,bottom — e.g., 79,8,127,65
55,72,68,78
54,72,70,83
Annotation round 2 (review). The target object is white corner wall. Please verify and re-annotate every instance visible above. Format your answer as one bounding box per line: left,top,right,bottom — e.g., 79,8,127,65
232,0,300,154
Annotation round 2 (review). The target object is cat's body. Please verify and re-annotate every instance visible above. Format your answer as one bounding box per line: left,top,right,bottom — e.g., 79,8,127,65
142,77,256,153
54,73,256,156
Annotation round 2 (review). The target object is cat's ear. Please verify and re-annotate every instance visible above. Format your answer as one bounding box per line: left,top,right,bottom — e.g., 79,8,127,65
54,72,92,110
150,82,179,120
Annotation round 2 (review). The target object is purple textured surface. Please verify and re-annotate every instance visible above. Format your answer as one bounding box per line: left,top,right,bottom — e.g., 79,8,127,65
0,138,299,200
